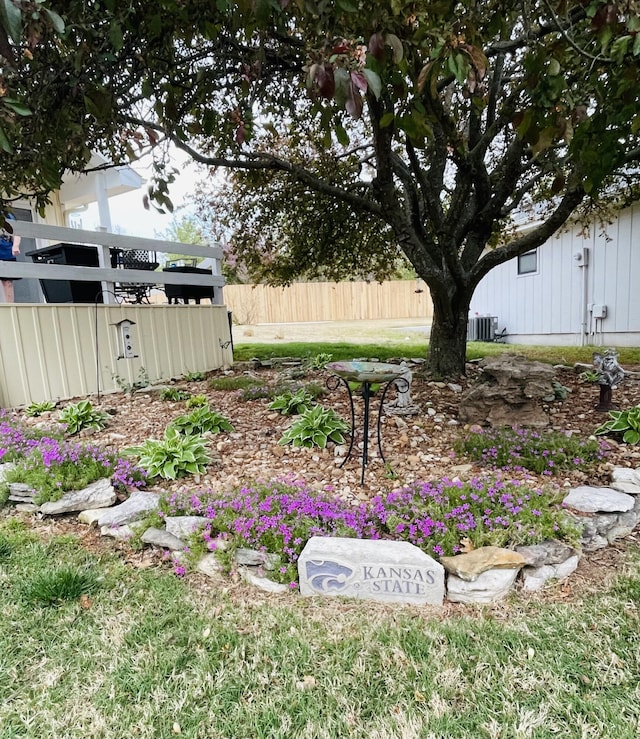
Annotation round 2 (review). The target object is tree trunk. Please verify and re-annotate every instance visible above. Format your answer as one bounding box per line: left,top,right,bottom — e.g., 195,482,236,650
426,288,472,377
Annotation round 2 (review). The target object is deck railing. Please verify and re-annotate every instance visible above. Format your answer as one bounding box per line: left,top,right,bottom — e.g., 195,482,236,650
7,221,224,304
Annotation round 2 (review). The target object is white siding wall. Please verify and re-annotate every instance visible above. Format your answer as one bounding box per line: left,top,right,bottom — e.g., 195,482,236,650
470,205,640,345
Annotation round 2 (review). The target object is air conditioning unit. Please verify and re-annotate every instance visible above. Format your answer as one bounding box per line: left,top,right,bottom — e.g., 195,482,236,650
467,316,498,342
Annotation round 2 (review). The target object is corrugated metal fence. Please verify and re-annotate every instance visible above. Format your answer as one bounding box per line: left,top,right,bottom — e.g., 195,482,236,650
224,280,433,324
0,304,233,408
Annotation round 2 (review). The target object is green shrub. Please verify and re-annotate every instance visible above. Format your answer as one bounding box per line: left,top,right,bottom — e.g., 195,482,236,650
279,405,349,448
240,384,274,401
59,400,110,435
304,382,326,400
595,405,640,444
113,367,149,393
25,400,56,417
269,388,315,416
125,426,211,479
160,387,192,402
22,566,98,607
169,405,233,435
579,370,602,383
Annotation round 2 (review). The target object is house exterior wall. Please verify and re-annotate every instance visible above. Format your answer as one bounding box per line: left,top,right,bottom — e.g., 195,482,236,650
470,204,640,346
0,303,233,408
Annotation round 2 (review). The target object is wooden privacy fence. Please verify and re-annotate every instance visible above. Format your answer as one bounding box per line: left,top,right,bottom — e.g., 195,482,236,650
224,280,433,324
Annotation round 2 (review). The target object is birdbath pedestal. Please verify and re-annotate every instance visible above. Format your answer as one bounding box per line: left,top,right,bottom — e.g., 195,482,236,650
326,361,408,485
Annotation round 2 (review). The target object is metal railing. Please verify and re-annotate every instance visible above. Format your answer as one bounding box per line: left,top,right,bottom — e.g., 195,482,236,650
7,221,225,304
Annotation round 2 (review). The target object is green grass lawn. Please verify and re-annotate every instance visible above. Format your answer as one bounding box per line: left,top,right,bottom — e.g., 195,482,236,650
233,341,640,367
1,518,639,739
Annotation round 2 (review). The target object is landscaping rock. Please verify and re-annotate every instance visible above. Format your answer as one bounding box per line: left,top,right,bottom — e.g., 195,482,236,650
610,481,640,495
235,547,280,571
165,516,209,539
522,555,580,592
39,478,116,515
196,554,224,578
240,567,288,594
446,567,519,603
141,527,186,551
611,467,640,486
97,491,160,528
515,540,578,567
572,497,640,551
298,537,445,606
563,486,634,513
458,354,556,428
78,509,105,526
8,483,35,503
440,546,526,582
100,523,136,540
15,503,38,513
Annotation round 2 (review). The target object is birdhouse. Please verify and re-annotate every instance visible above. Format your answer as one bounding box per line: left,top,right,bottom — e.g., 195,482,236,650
112,318,138,359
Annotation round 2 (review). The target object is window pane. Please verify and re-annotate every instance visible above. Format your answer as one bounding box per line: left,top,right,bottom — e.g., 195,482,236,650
518,250,537,274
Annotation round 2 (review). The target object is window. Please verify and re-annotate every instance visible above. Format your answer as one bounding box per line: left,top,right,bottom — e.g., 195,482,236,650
517,249,538,275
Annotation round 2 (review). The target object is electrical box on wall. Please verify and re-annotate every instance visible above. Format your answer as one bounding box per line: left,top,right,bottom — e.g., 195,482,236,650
592,304,608,319
573,247,589,266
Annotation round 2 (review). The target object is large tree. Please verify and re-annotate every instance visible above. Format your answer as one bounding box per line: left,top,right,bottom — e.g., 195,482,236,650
2,1,640,375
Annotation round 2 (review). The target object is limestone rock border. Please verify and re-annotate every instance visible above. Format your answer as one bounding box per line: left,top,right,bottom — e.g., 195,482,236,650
5,465,639,604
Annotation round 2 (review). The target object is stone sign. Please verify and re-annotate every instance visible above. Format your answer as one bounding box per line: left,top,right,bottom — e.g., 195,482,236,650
298,537,445,606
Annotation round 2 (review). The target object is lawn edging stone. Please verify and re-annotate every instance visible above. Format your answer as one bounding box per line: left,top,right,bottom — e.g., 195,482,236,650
39,478,116,515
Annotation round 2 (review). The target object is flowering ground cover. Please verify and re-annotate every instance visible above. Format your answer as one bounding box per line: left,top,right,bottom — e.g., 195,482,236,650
454,425,610,475
154,472,581,585
0,418,146,505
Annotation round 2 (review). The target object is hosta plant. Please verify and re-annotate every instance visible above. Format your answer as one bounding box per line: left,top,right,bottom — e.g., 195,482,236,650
161,387,192,402
595,405,640,444
279,405,349,449
25,400,56,417
169,404,233,435
59,400,109,435
309,352,333,370
125,426,211,479
269,388,315,416
186,394,208,408
183,371,206,382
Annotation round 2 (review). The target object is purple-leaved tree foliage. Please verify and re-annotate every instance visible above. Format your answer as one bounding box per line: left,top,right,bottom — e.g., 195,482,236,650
1,1,640,375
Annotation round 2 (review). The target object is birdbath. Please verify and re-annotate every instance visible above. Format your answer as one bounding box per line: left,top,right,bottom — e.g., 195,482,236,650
326,361,409,485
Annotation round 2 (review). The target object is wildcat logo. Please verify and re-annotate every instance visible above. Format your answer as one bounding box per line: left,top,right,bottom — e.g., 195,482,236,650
305,559,354,592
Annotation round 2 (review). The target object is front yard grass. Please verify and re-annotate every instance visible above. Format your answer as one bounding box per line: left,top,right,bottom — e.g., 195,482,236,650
1,517,638,739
